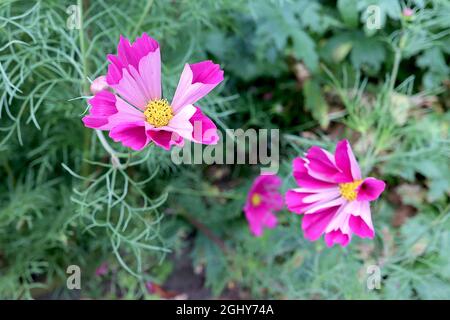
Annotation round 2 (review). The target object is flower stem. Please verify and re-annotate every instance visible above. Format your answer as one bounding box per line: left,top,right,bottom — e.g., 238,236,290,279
95,130,122,168
78,0,91,177
131,0,154,38
389,48,402,94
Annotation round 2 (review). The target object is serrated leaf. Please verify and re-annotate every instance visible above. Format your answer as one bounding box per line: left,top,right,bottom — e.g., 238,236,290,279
291,30,319,72
350,36,386,73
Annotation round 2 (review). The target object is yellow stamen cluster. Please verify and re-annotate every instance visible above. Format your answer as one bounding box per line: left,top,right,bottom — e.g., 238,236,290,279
251,193,262,206
339,180,363,201
144,99,173,127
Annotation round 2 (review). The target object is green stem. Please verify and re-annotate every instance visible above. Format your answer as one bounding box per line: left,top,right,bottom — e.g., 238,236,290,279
131,0,154,37
95,130,122,168
78,0,89,95
2,160,15,187
389,48,402,94
78,0,91,177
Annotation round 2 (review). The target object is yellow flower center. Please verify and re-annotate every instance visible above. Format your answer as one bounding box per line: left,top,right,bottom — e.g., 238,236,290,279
251,193,262,206
339,180,363,201
144,99,173,127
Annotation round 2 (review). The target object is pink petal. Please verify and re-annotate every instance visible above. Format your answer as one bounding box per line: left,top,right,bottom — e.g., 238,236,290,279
107,96,145,128
86,90,117,116
109,121,150,150
138,48,161,101
349,215,374,239
147,130,183,150
305,197,346,214
106,55,123,85
247,215,264,237
356,177,386,201
190,60,224,84
285,189,327,214
112,66,150,110
245,208,278,237
349,201,375,238
325,230,351,247
171,61,224,112
285,190,304,214
250,175,282,194
302,189,341,203
190,106,219,145
324,201,355,233
306,146,340,180
82,116,109,129
264,213,278,229
292,157,336,189
334,139,361,182
106,33,159,85
82,90,117,130
302,206,338,241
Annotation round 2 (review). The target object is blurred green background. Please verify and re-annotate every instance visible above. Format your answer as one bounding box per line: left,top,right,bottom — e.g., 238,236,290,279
0,0,449,299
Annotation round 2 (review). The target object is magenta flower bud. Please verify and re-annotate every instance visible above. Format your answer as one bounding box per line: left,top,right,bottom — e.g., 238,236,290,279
90,75,109,94
402,8,414,17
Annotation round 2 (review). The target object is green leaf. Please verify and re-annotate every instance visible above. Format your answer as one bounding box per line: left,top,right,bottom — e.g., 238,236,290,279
291,30,319,72
303,79,329,129
350,36,386,73
338,0,359,28
321,33,353,63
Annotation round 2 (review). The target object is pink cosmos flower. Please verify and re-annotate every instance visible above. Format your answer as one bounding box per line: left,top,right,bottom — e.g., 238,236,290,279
244,175,284,237
285,140,385,247
95,262,109,277
82,33,223,150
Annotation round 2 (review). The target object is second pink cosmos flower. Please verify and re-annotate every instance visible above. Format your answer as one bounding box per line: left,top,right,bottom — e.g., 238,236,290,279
244,175,284,237
285,140,386,247
83,33,223,150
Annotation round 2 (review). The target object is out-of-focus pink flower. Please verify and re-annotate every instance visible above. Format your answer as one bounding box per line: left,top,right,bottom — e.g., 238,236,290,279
82,33,223,151
244,175,284,237
285,139,386,247
145,281,154,294
95,262,109,276
90,75,109,94
263,92,273,101
402,8,414,17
